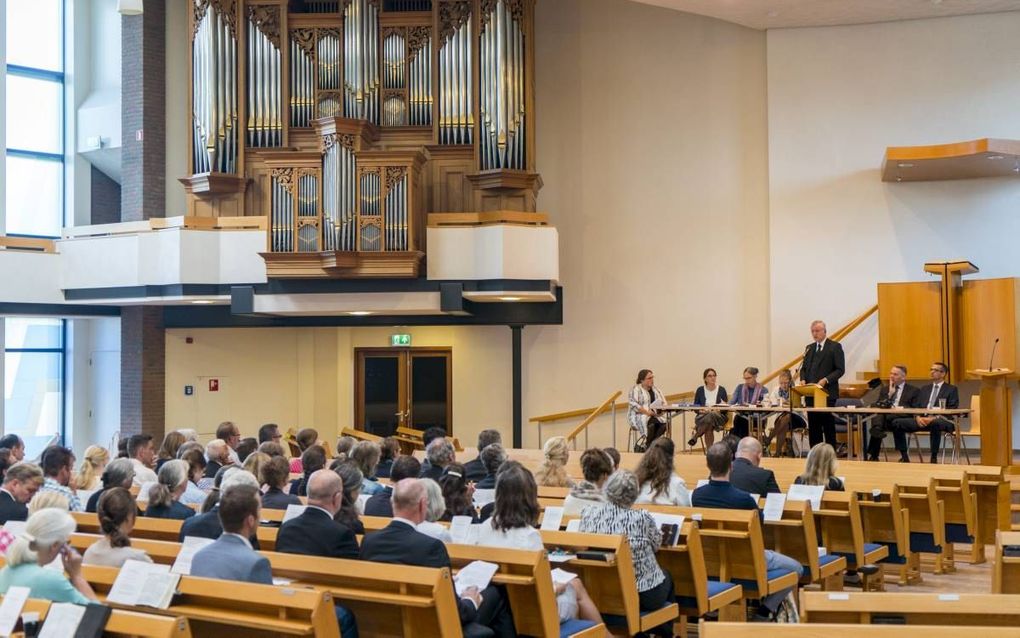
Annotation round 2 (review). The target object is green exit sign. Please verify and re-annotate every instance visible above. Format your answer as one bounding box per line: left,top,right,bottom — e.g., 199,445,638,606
391,334,412,346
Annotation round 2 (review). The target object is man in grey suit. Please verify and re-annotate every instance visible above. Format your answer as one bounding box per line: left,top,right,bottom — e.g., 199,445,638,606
191,484,272,584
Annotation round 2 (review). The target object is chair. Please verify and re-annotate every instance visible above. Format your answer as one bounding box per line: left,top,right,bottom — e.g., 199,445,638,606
944,395,980,464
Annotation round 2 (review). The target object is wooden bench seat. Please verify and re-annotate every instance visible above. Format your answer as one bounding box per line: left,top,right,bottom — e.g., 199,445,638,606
992,529,1020,593
800,591,1020,625
12,597,192,638
701,622,1020,638
661,521,744,620
816,491,889,591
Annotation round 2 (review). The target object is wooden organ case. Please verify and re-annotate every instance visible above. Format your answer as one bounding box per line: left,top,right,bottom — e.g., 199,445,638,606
181,0,540,278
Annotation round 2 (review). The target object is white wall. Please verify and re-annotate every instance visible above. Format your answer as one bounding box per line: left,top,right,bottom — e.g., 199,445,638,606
766,11,1020,446
526,0,770,446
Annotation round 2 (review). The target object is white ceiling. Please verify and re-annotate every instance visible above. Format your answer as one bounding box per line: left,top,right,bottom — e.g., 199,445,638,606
630,0,1020,30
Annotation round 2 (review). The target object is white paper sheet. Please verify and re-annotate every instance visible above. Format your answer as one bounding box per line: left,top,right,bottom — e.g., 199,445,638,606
37,603,86,638
454,560,498,596
356,494,370,515
551,568,578,586
107,560,179,609
282,504,307,524
171,536,215,575
787,484,824,511
547,551,576,563
472,489,496,509
540,506,564,531
0,586,30,637
565,519,581,533
762,493,787,522
449,516,477,544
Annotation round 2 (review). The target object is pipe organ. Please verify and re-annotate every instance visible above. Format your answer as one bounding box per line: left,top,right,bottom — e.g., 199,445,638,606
181,0,540,278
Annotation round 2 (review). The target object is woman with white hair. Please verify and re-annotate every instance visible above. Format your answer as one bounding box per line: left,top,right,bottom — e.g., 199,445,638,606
415,479,453,542
0,509,97,603
145,460,196,520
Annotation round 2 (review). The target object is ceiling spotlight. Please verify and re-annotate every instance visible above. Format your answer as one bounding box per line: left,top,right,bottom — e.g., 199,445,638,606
117,0,144,15
499,296,522,302
348,311,372,316
987,155,1005,160
190,300,215,305
897,163,914,168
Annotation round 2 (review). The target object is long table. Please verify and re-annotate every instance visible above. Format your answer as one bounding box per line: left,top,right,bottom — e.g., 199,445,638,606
657,404,970,460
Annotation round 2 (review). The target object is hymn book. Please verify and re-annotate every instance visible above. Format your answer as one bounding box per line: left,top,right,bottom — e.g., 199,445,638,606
106,560,180,610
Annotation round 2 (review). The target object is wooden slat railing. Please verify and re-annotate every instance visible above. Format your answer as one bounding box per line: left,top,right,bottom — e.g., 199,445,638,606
530,304,879,429
565,390,622,444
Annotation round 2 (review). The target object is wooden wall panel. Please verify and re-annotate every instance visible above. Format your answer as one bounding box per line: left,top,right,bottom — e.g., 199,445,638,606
961,277,1019,373
877,281,943,379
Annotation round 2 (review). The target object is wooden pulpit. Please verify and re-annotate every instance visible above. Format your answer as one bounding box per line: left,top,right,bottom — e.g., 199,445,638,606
967,369,1014,466
791,384,827,408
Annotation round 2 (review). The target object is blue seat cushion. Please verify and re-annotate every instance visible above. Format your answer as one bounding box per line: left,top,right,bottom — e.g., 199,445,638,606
834,543,889,566
802,553,843,578
601,601,672,628
877,541,907,564
677,581,740,611
909,532,942,554
945,523,973,544
731,568,796,592
560,619,599,637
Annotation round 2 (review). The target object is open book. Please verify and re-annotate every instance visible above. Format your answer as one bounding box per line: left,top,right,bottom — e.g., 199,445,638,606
106,560,180,610
649,513,684,547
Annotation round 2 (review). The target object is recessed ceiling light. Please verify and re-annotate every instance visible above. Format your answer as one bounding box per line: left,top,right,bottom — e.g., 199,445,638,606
348,311,372,316
987,155,1005,160
499,296,522,302
190,300,215,305
898,163,914,168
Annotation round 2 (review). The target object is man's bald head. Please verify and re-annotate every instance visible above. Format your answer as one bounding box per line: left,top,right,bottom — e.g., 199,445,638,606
306,469,343,514
736,437,763,466
391,478,426,523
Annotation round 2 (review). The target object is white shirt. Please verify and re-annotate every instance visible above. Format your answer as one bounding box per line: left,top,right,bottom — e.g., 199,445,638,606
635,475,690,507
131,459,158,487
927,383,943,409
475,521,543,550
703,386,719,406
891,383,904,407
416,521,453,543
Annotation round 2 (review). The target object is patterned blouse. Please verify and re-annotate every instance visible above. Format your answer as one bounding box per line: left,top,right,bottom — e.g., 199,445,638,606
627,384,666,437
579,502,665,592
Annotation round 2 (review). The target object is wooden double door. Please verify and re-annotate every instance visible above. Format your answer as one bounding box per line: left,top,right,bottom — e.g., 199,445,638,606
354,347,452,437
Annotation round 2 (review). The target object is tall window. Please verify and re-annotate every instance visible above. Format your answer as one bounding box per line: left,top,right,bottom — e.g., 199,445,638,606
3,318,65,451
5,0,65,237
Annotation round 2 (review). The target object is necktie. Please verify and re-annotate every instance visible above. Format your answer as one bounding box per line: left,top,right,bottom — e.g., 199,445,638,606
893,385,902,406
928,384,940,409
816,343,822,354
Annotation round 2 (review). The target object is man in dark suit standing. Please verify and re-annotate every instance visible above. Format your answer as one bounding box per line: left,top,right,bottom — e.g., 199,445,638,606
865,364,921,462
728,438,780,496
0,463,43,523
897,361,959,463
800,320,846,447
364,456,420,517
361,479,514,638
277,470,359,558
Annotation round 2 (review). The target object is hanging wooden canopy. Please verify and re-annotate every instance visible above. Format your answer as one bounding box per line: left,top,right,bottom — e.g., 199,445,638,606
881,138,1020,182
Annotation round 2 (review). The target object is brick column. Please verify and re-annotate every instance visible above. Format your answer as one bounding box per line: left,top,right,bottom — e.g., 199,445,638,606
120,3,167,438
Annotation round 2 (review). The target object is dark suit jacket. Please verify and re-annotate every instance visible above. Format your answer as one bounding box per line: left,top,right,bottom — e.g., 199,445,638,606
288,477,308,497
361,520,477,625
728,458,780,495
475,474,496,489
419,464,444,481
85,488,106,514
801,339,846,400
375,459,394,479
145,501,196,520
916,383,960,411
0,490,27,524
462,457,487,482
874,382,922,409
693,385,729,406
363,487,394,517
178,507,261,549
691,479,759,511
276,507,359,559
262,487,302,510
203,460,222,479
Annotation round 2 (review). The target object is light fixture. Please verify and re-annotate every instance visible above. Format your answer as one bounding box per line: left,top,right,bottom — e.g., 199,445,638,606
897,163,914,168
987,155,1005,160
190,299,215,305
499,296,522,302
117,0,144,15
348,311,373,316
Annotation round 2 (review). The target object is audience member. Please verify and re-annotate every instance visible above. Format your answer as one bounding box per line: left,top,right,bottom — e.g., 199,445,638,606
29,492,69,515
417,427,447,476
364,455,420,517
0,435,25,462
729,437,780,496
535,436,573,488
464,429,502,481
116,436,129,459
177,447,209,506
794,443,844,491
335,435,357,459
420,437,455,481
0,463,43,523
180,468,261,542
477,463,602,627
475,443,506,489
127,434,158,487
331,461,365,535
289,428,320,473
39,446,80,511
177,429,199,442
191,484,270,583
0,509,97,603
216,421,243,465
375,437,400,478
73,445,108,491
415,478,452,542
261,455,302,509
579,470,672,635
258,423,282,444
360,478,515,637
83,487,152,567
439,463,477,521
242,451,270,482
635,438,690,506
350,441,384,495
156,431,186,473
85,458,134,513
291,445,327,496
563,449,612,515
603,447,621,470
257,441,286,458
202,439,231,487
691,443,800,620
146,460,196,520
0,449,12,482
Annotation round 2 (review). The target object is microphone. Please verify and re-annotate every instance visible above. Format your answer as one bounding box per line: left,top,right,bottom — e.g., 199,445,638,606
988,337,1000,372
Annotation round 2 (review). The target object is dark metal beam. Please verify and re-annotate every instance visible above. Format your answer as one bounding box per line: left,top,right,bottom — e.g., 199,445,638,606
511,324,523,448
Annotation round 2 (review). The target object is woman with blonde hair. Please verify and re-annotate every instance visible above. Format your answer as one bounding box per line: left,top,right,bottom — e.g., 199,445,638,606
535,436,573,488
243,452,271,485
145,460,196,520
794,443,844,491
74,445,109,491
28,492,69,515
0,508,97,603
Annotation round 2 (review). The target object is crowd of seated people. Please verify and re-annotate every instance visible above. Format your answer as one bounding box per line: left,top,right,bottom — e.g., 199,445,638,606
0,422,864,633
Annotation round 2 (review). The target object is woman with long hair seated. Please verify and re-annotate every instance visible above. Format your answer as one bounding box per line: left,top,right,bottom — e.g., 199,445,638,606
535,436,574,488
0,509,97,603
145,460,196,520
477,462,603,628
155,431,186,473
350,441,385,496
794,443,845,491
635,438,690,507
331,460,365,535
83,487,151,567
74,445,109,491
439,463,478,521
563,448,613,516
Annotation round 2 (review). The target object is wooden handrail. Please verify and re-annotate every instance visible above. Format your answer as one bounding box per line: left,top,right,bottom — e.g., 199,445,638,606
530,304,878,426
565,390,622,443
0,236,56,253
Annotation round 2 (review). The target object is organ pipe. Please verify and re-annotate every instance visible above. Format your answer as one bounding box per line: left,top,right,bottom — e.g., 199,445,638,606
344,0,380,124
438,7,471,145
480,0,525,169
192,0,238,173
246,6,282,147
408,28,431,126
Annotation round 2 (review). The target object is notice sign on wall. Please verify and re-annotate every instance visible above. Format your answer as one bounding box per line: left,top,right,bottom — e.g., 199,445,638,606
208,379,219,392
391,334,411,347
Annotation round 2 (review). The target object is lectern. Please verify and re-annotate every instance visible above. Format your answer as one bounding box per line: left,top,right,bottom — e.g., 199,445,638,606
967,369,1014,466
791,384,827,409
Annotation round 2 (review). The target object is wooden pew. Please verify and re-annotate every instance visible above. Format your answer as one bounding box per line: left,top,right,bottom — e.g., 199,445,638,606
14,598,192,638
992,529,1020,593
701,623,1020,638
800,591,1020,625
660,521,745,621
760,499,847,590
540,530,680,637
853,488,918,585
815,491,889,591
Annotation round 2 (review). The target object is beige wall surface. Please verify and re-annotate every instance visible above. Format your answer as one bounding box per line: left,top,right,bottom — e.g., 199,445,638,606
524,0,771,446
